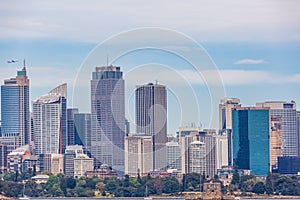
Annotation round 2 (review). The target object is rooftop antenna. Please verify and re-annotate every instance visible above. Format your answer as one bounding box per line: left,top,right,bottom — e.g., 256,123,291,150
23,59,26,70
106,54,109,66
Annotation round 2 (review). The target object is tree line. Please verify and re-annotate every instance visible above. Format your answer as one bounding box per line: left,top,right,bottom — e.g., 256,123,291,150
230,168,300,196
1,169,300,198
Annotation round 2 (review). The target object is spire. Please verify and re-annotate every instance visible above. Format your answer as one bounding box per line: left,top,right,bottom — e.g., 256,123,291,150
22,59,26,71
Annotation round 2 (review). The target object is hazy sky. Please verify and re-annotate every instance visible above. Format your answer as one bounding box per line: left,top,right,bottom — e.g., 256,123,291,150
0,0,299,134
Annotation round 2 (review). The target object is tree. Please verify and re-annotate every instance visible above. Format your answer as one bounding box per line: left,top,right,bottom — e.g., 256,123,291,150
239,174,256,192
162,177,180,194
66,176,76,189
265,172,274,195
231,166,240,185
46,175,60,196
147,179,163,195
85,178,96,189
123,174,130,187
25,179,40,197
137,169,142,184
0,181,23,197
15,170,19,182
252,182,265,194
96,182,105,192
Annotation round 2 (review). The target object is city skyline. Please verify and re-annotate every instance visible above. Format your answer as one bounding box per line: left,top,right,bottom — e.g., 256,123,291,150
0,65,299,177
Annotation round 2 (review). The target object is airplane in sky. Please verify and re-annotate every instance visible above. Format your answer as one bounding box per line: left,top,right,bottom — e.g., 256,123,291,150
7,59,18,63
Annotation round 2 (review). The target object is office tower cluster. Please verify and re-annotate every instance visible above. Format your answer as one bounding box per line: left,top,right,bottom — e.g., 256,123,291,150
1,65,300,179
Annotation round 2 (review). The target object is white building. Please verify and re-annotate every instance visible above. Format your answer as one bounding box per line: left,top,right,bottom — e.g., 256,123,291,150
215,133,228,169
124,134,152,176
166,141,181,170
189,141,206,174
74,154,94,178
33,94,64,155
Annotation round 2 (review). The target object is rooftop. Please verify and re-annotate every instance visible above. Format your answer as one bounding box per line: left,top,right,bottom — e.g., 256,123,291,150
34,93,61,104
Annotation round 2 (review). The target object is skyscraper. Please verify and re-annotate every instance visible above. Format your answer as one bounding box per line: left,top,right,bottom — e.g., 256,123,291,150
297,111,300,156
32,84,67,155
67,108,79,145
256,101,297,156
1,66,30,153
124,134,153,176
49,83,68,154
91,66,125,174
232,107,270,175
215,133,228,169
189,141,206,174
74,113,91,155
219,98,241,166
135,83,167,171
166,141,181,170
270,115,283,170
198,130,217,178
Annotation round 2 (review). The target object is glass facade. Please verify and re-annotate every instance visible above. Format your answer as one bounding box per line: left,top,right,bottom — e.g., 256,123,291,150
256,102,297,156
33,92,67,155
91,66,125,175
233,108,270,175
135,83,167,171
1,67,30,152
67,108,79,146
74,113,91,155
1,86,20,137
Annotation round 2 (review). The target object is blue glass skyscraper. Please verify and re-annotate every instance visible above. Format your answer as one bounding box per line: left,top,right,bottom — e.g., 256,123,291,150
232,107,270,175
0,66,30,153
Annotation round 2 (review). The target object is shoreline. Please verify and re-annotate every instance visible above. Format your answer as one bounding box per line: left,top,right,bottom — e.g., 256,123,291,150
241,195,300,199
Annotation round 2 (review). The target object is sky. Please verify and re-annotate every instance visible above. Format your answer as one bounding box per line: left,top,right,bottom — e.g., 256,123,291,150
0,0,300,134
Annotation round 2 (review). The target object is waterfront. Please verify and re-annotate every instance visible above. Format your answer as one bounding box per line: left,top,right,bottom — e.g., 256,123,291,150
29,198,185,200
27,198,298,200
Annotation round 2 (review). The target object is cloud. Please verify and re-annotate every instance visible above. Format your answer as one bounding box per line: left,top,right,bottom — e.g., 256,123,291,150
234,59,266,65
123,67,300,87
0,0,299,42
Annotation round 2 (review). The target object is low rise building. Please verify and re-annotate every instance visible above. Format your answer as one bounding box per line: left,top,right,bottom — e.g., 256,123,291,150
74,154,94,178
86,164,118,179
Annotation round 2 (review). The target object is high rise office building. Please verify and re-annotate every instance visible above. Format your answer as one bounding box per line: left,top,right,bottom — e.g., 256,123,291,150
136,83,167,171
232,107,270,175
256,101,297,156
49,83,68,154
0,66,30,153
74,113,91,155
198,130,217,178
67,108,79,145
91,66,125,174
297,111,300,156
270,115,283,170
219,98,241,166
177,126,201,141
32,84,67,155
189,141,206,174
166,141,181,170
180,131,198,174
124,134,153,176
215,133,228,169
